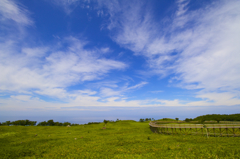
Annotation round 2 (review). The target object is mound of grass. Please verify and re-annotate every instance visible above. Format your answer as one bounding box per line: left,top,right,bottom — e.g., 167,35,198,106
0,121,240,158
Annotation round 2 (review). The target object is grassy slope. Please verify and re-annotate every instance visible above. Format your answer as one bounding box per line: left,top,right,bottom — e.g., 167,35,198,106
0,121,240,159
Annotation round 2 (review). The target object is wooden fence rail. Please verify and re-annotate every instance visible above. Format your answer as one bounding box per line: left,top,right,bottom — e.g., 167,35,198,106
149,121,240,137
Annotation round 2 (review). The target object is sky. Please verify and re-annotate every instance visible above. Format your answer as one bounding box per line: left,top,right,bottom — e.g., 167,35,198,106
0,0,240,124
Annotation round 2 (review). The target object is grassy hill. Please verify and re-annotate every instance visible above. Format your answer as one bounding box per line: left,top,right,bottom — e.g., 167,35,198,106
0,120,240,158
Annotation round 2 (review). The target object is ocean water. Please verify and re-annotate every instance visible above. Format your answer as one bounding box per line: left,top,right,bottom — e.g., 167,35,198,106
1,106,239,124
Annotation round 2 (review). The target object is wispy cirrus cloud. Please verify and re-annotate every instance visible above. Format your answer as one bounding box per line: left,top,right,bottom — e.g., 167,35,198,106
99,81,148,97
1,0,240,112
50,0,91,14
0,0,32,26
0,0,33,40
94,0,240,106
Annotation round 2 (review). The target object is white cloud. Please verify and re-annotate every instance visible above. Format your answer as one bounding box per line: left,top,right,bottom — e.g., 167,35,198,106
10,95,32,101
0,36,127,98
0,0,129,108
0,0,127,101
125,81,148,90
22,47,48,57
99,81,148,97
0,0,33,40
100,1,154,54
35,88,67,99
176,0,189,16
76,89,97,96
1,0,240,110
0,0,32,25
100,87,122,97
194,92,240,106
96,0,240,106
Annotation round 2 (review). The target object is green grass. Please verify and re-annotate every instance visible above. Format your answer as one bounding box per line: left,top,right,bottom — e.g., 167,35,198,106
0,121,240,158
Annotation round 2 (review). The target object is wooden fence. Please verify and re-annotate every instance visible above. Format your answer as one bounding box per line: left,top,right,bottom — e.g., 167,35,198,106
149,121,240,137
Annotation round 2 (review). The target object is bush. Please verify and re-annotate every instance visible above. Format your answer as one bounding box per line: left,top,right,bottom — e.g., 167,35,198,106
139,119,144,122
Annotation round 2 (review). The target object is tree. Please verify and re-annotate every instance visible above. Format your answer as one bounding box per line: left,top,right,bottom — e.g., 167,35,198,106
193,114,240,122
25,119,30,125
30,121,37,126
71,123,79,126
37,121,47,126
9,120,37,126
215,118,221,123
185,118,193,122
54,122,60,126
63,122,71,126
103,120,108,126
175,118,179,122
1,122,7,126
6,121,11,126
139,118,144,122
47,119,54,126
199,118,206,124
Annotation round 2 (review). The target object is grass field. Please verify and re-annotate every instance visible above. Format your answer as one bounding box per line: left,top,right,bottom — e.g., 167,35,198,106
1,120,240,158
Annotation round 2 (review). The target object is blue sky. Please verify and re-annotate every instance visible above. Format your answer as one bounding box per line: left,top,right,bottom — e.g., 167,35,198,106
0,0,240,123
